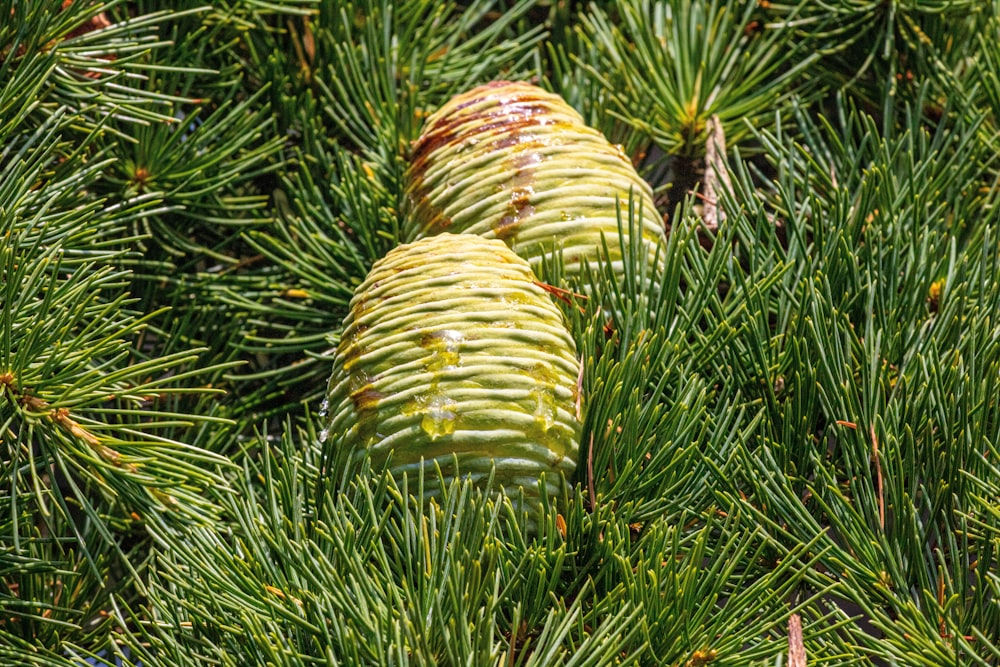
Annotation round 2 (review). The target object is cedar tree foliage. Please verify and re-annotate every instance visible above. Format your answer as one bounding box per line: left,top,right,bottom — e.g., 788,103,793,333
1,1,998,665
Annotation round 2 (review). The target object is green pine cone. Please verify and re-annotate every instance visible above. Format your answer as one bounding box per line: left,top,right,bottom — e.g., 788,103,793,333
324,234,582,507
405,80,665,283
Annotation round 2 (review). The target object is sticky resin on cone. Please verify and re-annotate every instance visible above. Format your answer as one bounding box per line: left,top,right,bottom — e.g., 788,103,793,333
405,80,665,284
324,234,582,513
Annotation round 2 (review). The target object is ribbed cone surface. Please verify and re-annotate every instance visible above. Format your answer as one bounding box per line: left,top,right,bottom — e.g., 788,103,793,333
405,81,665,282
324,234,581,506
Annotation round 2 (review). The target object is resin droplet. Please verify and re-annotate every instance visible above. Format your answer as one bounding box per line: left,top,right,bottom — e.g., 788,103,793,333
528,363,561,433
421,329,463,371
318,397,329,419
318,427,329,444
420,394,458,439
530,386,556,433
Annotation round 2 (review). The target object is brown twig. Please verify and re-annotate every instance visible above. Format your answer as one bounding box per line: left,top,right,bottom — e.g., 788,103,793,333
702,114,731,231
587,431,595,513
532,280,588,313
575,357,584,422
871,423,884,531
788,613,807,667
14,383,133,470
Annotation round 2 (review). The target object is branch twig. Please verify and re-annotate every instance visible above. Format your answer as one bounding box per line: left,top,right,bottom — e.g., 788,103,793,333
703,115,731,231
587,432,595,513
871,424,885,531
788,613,806,667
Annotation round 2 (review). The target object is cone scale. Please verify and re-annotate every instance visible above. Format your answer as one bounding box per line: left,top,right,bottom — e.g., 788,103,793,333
405,81,665,282
324,234,582,507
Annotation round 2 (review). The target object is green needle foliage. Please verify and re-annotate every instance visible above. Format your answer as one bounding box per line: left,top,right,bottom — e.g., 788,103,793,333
3,0,1000,664
577,0,820,158
112,423,818,666
713,91,1000,663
